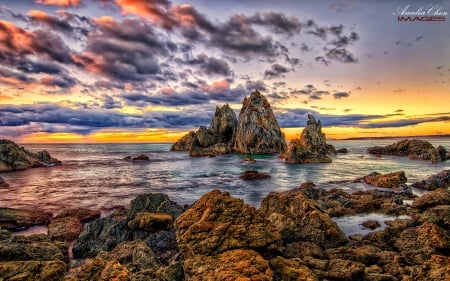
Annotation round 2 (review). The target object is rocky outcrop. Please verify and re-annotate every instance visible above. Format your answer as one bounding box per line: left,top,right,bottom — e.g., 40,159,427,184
171,104,238,156
280,114,336,163
361,171,407,188
411,169,450,190
54,208,101,223
0,207,52,231
233,90,287,154
48,217,83,242
72,193,184,260
411,188,450,209
367,139,447,162
0,139,61,172
260,189,348,249
0,260,66,281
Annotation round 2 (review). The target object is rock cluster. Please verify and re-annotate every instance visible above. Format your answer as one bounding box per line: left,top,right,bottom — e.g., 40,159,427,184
172,90,287,156
280,114,336,163
368,139,447,162
0,139,61,172
1,175,449,280
361,171,407,188
411,169,450,190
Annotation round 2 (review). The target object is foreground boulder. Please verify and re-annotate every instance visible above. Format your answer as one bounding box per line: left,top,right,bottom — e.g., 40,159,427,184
260,189,348,249
0,207,52,231
280,114,336,163
0,260,66,281
367,139,447,162
0,139,61,172
233,90,287,154
73,193,184,260
361,171,407,188
175,190,280,258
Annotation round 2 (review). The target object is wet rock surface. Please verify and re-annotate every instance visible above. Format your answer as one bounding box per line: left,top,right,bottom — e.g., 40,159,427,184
411,169,450,190
0,207,52,231
0,176,9,188
361,171,407,188
280,114,336,163
239,169,271,180
1,170,449,280
367,139,447,162
0,139,61,172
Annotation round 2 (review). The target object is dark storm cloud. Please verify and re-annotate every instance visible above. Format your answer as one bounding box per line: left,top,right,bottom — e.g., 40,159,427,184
40,73,78,89
180,54,231,76
245,80,267,92
122,92,210,106
249,12,302,35
0,68,35,84
332,92,350,99
264,64,290,79
17,59,64,75
101,94,123,109
326,48,358,63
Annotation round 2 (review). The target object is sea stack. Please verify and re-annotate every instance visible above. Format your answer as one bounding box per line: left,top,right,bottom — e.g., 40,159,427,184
280,114,336,163
233,90,287,154
171,104,238,156
172,90,287,156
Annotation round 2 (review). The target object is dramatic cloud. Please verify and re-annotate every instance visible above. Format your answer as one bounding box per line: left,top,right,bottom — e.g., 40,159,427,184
245,80,267,92
264,64,290,79
326,48,358,63
249,12,302,35
333,92,350,99
35,0,82,7
180,54,231,76
360,116,450,129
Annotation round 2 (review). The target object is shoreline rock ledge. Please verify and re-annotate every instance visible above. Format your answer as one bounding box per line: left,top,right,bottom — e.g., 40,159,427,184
0,139,61,172
280,114,336,163
171,90,287,155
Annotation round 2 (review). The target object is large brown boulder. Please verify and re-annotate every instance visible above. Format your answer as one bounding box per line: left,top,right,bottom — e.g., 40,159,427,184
175,190,280,258
184,249,272,281
0,207,52,231
0,139,61,172
0,260,66,281
54,208,100,223
48,216,83,242
0,235,66,262
260,190,348,249
280,114,336,163
361,171,407,188
367,139,447,162
411,188,450,209
233,90,287,154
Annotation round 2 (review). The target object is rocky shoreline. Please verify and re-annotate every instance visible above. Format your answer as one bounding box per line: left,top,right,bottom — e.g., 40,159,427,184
0,169,448,281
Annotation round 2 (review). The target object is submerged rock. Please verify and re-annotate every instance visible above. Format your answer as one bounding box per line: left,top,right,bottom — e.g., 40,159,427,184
337,148,349,153
0,139,61,172
132,154,150,161
242,155,257,164
280,114,336,163
0,207,52,231
0,177,8,188
234,90,287,154
367,139,447,162
239,169,270,180
361,171,407,188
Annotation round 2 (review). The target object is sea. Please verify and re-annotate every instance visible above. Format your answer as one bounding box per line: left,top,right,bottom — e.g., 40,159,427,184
1,138,449,216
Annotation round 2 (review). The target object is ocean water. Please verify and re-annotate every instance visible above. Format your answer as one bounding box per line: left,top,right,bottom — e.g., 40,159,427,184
0,138,449,214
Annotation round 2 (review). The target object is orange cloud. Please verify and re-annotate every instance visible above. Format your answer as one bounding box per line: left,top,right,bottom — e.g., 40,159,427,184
35,0,82,7
0,20,35,55
115,0,175,27
200,80,230,92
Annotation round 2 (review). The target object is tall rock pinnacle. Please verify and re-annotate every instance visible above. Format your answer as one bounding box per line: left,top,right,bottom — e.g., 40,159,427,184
233,90,287,154
280,114,336,163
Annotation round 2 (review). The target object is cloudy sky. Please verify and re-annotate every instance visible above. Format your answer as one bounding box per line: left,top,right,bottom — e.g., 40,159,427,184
0,0,449,142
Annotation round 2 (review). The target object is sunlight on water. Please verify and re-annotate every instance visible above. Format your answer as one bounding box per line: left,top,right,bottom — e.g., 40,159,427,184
0,138,448,213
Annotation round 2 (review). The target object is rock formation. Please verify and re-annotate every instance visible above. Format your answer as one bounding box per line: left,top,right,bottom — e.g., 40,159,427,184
233,90,287,154
172,90,287,156
171,104,238,156
361,171,407,188
0,139,61,172
0,207,52,231
411,169,450,190
280,114,336,163
368,139,447,162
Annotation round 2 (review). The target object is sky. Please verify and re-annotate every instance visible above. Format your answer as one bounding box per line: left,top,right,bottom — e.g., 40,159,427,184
0,0,449,143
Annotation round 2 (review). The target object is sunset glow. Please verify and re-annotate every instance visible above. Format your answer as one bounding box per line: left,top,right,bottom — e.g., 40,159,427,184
0,0,449,143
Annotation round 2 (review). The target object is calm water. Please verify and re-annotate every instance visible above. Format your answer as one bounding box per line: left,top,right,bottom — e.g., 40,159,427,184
0,138,449,213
